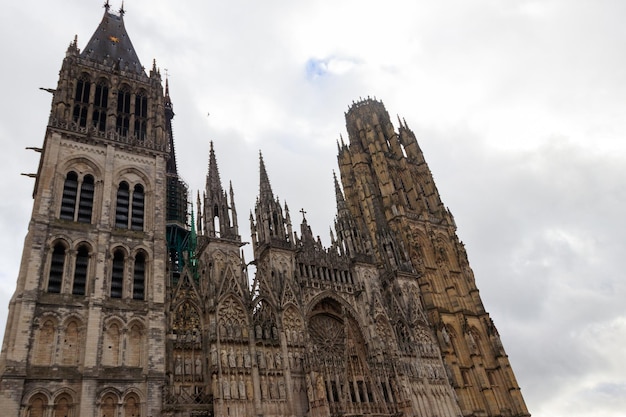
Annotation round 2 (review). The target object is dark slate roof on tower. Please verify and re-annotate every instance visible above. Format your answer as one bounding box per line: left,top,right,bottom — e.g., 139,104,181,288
80,8,144,74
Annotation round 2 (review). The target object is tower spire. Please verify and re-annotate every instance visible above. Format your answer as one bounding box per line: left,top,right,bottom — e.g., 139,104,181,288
258,151,274,202
203,142,240,240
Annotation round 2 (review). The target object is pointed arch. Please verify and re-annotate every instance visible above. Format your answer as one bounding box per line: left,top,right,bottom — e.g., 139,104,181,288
33,317,57,366
133,89,148,141
252,297,278,342
60,318,82,366
52,391,74,417
24,393,49,417
282,304,304,346
116,84,131,137
92,77,109,132
307,296,380,412
375,314,395,352
122,391,141,417
218,295,249,342
126,321,144,367
72,73,91,128
102,318,123,366
99,391,120,417
172,300,202,339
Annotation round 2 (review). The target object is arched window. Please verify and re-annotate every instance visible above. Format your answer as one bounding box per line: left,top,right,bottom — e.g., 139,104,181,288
77,174,94,223
123,393,141,417
60,171,95,223
134,90,148,141
103,322,121,366
60,171,78,220
132,252,145,300
115,182,144,231
131,184,144,230
34,319,56,365
100,394,118,417
72,245,89,295
53,394,72,417
115,182,130,228
27,394,48,417
111,250,125,298
48,243,66,293
73,75,91,128
92,79,109,132
127,323,143,367
61,320,80,366
116,86,131,137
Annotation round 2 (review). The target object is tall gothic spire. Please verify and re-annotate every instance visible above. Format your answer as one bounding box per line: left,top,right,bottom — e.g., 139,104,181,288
206,141,223,197
258,151,274,203
203,142,240,240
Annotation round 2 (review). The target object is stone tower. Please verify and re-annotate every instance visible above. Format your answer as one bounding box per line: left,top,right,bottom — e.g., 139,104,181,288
0,6,530,417
337,98,529,416
0,5,169,416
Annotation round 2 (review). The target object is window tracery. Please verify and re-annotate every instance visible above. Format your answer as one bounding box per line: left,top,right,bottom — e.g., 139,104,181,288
92,79,109,132
72,74,91,128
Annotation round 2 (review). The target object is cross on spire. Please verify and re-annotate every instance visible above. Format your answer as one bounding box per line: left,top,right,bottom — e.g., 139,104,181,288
299,208,307,221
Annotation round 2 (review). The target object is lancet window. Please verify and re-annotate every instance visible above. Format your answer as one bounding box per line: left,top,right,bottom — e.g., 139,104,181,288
92,79,109,132
72,244,90,295
72,74,91,128
47,242,66,293
134,90,148,141
26,394,48,417
110,249,125,298
132,252,146,300
116,86,131,137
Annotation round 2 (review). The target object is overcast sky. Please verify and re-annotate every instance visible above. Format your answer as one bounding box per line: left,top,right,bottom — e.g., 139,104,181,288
1,1,625,416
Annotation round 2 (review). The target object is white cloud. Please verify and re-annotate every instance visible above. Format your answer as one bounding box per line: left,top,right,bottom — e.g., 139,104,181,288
0,1,625,416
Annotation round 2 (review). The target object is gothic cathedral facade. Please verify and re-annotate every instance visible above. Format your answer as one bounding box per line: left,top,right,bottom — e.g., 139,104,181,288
0,7,529,417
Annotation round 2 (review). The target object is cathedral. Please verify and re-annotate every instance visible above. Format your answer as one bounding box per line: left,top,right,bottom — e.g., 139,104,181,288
0,5,530,417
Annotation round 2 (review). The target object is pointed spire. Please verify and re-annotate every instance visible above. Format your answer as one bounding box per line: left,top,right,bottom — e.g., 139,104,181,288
119,1,126,16
229,181,239,234
196,191,203,233
207,141,223,196
333,171,347,211
104,0,110,11
189,204,197,253
259,151,274,202
165,78,177,175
